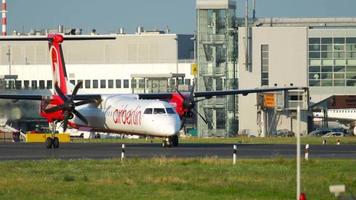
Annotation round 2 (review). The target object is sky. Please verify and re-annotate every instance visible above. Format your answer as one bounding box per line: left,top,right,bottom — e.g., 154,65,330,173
5,0,356,34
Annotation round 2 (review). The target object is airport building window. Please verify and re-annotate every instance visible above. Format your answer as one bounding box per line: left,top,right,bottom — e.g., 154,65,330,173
70,80,76,85
24,80,30,89
261,44,269,86
93,80,98,88
138,79,145,88
85,80,91,88
15,80,21,89
115,79,122,88
131,79,137,88
309,37,356,87
123,79,129,88
47,80,52,89
100,80,106,88
39,80,45,89
216,108,226,129
31,80,37,89
178,78,184,85
216,78,223,91
78,80,83,88
108,79,114,88
185,79,191,86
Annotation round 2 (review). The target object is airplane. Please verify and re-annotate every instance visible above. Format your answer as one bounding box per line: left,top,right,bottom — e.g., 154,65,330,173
313,109,356,135
0,34,302,148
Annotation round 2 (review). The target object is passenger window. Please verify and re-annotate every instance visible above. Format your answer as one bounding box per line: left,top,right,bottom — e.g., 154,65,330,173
144,108,153,114
154,108,166,114
166,108,176,114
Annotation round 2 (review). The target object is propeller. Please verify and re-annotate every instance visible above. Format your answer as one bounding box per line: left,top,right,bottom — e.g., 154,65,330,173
44,82,95,132
176,82,210,128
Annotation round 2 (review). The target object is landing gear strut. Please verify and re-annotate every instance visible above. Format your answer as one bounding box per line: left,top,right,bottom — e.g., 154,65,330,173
162,135,179,148
46,122,60,149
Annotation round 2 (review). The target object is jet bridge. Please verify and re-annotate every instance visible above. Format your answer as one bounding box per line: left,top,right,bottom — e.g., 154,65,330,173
256,88,309,137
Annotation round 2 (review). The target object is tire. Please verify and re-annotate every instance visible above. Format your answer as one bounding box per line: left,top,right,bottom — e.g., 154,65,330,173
53,137,59,149
171,135,179,147
45,137,53,149
162,139,171,148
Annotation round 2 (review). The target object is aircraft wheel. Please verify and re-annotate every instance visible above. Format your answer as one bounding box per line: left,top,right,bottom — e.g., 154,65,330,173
45,137,53,149
162,138,171,148
53,137,60,149
171,135,179,147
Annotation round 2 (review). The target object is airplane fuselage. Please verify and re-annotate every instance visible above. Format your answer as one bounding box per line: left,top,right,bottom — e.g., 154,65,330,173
71,95,181,137
313,109,356,121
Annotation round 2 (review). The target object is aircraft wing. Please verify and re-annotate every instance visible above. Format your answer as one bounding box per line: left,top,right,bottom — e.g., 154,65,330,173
0,94,102,101
138,87,305,100
194,87,304,98
0,94,45,100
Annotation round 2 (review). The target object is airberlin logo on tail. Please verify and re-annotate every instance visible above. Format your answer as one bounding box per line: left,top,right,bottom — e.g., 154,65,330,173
113,105,142,126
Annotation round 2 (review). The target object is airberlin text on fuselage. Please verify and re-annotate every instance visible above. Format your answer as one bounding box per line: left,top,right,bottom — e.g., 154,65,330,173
113,105,142,126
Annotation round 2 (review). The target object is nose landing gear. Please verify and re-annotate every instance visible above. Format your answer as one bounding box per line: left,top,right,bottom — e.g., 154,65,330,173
162,135,179,148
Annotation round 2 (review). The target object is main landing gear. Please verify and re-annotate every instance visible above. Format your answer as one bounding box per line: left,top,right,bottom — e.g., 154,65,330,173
46,136,59,149
162,135,179,148
46,122,60,149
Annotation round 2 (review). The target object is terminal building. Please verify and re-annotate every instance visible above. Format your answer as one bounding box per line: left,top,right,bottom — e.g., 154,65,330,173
195,0,356,136
1,0,356,136
0,30,195,131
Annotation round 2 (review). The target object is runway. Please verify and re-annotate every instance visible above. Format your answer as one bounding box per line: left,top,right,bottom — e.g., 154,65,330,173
0,142,356,160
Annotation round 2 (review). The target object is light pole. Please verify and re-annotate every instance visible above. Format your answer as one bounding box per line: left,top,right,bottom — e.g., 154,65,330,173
175,36,179,89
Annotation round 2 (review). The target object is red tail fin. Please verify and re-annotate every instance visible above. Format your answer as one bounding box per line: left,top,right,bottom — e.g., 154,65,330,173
48,34,68,95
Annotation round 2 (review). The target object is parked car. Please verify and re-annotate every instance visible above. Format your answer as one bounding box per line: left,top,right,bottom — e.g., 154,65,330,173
308,128,332,137
276,129,295,137
322,131,344,137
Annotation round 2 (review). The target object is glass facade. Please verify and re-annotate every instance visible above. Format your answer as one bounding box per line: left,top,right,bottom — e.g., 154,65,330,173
308,37,356,87
197,4,238,137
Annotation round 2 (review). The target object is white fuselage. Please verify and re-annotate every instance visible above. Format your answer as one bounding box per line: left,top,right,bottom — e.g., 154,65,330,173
71,95,181,137
313,109,356,121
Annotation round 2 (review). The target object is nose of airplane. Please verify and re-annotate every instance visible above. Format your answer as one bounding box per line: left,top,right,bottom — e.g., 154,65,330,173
161,116,181,136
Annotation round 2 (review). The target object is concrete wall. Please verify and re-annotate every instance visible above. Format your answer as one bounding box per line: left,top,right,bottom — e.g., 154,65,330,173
238,27,308,135
0,33,193,65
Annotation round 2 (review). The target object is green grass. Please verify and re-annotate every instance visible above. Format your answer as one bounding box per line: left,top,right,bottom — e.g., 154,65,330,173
74,136,356,145
0,158,355,200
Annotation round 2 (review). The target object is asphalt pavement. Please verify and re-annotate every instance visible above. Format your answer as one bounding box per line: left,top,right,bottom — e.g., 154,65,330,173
0,142,355,160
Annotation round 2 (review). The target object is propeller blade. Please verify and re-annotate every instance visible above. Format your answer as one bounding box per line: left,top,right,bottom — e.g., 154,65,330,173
176,89,185,99
54,83,68,102
72,109,88,125
44,104,66,113
74,99,96,107
72,82,83,97
62,111,70,132
192,108,209,125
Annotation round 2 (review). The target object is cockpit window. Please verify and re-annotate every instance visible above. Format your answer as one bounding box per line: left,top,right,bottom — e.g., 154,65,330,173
166,108,176,114
153,108,166,114
144,108,153,114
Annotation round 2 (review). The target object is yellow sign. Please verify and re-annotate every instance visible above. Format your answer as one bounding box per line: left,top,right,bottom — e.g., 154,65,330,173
263,93,276,108
26,133,70,143
191,63,198,76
